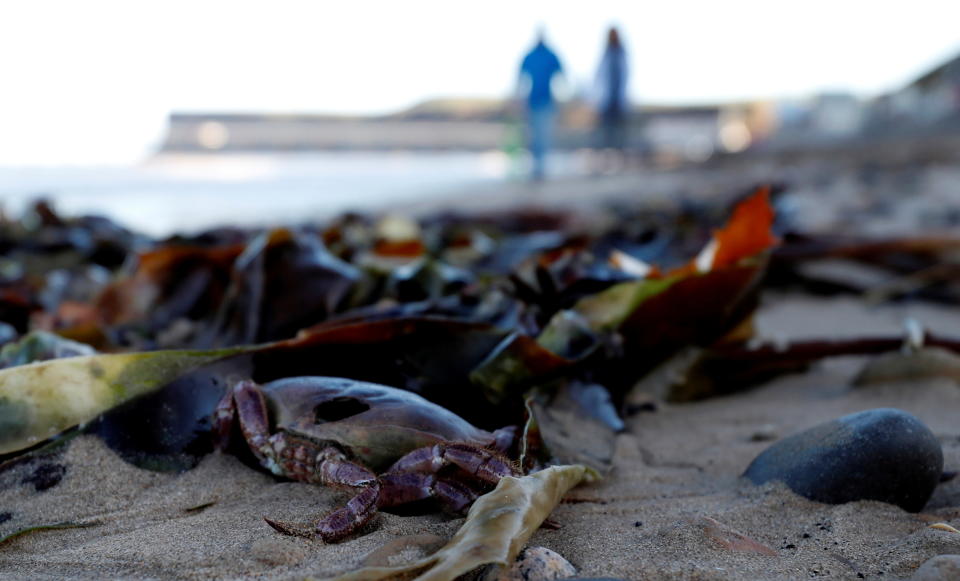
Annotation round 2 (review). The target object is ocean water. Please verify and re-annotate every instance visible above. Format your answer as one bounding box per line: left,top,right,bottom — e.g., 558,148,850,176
0,152,539,237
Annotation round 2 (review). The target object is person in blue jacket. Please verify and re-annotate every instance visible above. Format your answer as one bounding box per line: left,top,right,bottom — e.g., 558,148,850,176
518,31,564,180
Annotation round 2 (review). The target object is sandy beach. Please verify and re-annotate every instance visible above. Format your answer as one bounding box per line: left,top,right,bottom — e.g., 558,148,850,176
2,143,960,580
1,293,958,580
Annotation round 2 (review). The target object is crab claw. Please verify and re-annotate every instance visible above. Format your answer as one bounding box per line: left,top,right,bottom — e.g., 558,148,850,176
316,483,381,542
263,517,313,539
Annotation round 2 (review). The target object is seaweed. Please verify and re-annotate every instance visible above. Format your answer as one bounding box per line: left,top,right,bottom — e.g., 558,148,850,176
0,520,99,547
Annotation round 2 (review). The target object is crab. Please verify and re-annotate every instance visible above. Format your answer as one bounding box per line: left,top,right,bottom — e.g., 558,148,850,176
213,376,519,542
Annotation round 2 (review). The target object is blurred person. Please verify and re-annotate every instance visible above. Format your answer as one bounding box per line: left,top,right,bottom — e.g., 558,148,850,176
518,30,564,181
594,26,629,155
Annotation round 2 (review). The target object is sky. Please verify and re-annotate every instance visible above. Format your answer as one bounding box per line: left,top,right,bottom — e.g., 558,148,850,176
0,0,958,165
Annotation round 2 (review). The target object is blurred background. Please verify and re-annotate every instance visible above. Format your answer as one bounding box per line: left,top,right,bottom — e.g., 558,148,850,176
1,0,958,236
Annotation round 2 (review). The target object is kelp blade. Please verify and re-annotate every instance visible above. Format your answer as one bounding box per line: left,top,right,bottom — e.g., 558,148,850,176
0,349,239,456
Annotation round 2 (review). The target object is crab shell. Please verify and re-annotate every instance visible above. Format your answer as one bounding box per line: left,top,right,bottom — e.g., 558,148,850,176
259,376,499,472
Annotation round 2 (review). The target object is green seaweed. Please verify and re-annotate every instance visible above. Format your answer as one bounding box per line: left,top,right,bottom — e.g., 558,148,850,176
469,334,571,405
572,276,677,332
0,348,245,456
0,397,30,443
0,521,99,546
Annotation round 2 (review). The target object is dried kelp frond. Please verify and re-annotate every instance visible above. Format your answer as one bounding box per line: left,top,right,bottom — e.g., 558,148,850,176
0,187,787,470
526,381,623,474
203,229,361,347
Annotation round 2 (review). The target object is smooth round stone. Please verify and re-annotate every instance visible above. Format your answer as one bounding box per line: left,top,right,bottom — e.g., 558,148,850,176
743,408,943,512
911,555,960,581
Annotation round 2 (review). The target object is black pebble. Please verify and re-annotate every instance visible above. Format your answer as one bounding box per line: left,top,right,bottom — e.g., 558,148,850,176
0,512,12,524
743,408,943,512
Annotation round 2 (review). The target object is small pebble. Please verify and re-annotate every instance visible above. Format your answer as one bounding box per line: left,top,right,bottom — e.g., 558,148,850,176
743,408,943,512
480,546,577,581
910,555,960,581
749,424,779,442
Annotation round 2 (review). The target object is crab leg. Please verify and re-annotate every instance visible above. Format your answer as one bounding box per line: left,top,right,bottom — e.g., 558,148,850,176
262,443,384,542
265,480,382,543
385,442,519,486
213,379,276,471
312,483,381,542
262,445,383,543
212,387,239,452
378,472,483,515
314,444,515,542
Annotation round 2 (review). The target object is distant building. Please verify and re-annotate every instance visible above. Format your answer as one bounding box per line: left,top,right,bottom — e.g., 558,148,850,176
757,51,960,148
901,52,960,121
867,51,960,130
159,100,731,161
762,92,866,148
160,112,509,153
810,92,865,136
641,105,722,160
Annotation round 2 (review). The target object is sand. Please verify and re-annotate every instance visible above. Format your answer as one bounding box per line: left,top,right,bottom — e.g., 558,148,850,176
0,292,958,580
